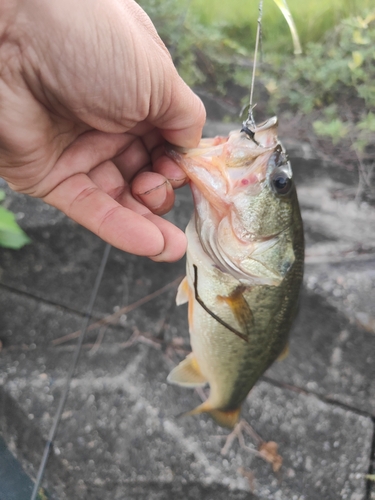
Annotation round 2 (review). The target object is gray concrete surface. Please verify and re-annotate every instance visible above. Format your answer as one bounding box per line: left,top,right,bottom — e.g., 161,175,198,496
0,120,374,499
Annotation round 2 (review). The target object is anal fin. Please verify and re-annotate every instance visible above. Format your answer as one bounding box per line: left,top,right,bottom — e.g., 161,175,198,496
167,354,207,388
277,343,289,361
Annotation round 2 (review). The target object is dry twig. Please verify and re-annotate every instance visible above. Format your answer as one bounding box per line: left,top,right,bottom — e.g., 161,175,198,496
52,276,183,345
219,419,283,472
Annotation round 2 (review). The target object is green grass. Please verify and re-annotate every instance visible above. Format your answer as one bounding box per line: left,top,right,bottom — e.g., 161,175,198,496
189,0,373,52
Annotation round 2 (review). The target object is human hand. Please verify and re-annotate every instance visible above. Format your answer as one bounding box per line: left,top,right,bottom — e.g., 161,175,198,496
0,0,205,261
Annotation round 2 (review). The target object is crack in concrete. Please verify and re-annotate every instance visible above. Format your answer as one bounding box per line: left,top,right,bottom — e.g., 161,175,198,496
0,282,101,320
365,417,375,500
262,374,375,497
262,374,374,420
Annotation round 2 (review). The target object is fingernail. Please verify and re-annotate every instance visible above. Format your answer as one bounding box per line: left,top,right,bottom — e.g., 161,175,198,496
138,180,168,196
168,177,186,183
137,181,168,209
168,176,187,188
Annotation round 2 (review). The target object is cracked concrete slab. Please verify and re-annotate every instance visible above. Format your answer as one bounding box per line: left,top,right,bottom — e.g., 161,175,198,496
1,324,373,499
266,287,375,415
0,120,374,499
0,190,187,318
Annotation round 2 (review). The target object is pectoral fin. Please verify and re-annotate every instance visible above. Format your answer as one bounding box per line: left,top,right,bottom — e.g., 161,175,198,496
179,400,241,429
167,354,207,388
176,276,195,330
218,286,253,337
193,265,249,342
176,276,189,305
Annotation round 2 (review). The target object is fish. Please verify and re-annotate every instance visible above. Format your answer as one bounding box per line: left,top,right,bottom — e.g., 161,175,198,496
166,116,304,429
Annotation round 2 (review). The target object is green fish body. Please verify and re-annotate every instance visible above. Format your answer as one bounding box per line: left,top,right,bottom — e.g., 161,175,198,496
167,117,304,428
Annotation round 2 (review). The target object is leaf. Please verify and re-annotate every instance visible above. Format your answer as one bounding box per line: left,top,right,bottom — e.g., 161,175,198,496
313,119,349,144
323,104,339,121
258,441,283,472
352,138,367,154
357,112,375,132
358,12,375,29
0,206,31,249
366,474,375,482
265,79,278,94
352,30,369,45
272,0,302,55
357,84,375,107
37,488,49,500
348,51,364,70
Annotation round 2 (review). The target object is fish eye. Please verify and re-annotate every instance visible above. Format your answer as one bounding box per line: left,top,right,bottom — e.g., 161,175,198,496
270,169,293,196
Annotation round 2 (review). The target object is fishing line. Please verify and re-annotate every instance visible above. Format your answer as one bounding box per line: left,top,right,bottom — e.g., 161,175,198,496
245,0,264,131
243,0,301,132
30,242,111,500
192,265,248,343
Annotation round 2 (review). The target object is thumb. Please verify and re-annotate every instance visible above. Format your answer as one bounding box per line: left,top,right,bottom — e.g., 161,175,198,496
121,0,206,149
151,76,206,149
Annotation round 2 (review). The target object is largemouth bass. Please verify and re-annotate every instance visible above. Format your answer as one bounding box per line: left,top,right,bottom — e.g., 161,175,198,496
167,117,304,428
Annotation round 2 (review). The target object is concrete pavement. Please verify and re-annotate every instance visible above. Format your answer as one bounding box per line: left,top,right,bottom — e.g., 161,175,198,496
0,121,374,499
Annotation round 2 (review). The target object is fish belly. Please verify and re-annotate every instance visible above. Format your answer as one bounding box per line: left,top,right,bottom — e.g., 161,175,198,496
185,219,256,410
184,216,300,412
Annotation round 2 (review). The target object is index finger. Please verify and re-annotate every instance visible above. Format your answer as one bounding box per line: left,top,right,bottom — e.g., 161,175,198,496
43,173,187,261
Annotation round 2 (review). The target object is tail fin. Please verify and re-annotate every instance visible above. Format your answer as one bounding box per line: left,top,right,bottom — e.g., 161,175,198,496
178,401,241,429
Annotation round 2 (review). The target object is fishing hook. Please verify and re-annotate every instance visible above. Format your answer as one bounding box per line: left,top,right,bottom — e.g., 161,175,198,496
240,123,260,146
241,0,263,145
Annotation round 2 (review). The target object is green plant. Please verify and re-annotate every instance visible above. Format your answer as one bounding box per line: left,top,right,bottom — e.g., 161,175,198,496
0,189,30,249
313,119,349,145
265,10,375,199
138,0,374,199
138,0,251,94
269,11,375,106
191,0,372,53
138,0,374,100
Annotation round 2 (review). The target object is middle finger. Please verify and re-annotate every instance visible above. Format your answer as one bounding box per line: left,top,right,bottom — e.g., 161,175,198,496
112,135,151,183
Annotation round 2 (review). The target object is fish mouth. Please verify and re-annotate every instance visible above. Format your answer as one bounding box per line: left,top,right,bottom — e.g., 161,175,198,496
167,117,294,285
166,117,281,210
